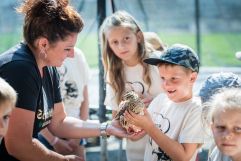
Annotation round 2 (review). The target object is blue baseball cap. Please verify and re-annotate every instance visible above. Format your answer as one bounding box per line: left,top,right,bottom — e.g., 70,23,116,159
144,44,200,72
199,72,241,103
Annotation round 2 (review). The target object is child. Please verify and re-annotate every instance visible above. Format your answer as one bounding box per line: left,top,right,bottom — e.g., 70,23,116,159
100,11,163,161
197,72,241,161
125,44,204,161
0,77,17,145
144,32,165,52
198,72,241,160
207,88,241,161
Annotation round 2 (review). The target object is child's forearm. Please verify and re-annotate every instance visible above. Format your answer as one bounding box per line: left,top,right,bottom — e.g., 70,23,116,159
146,125,197,161
79,85,89,121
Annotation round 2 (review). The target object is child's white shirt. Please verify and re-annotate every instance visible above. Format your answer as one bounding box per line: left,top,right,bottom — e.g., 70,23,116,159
57,48,90,118
105,63,162,161
208,146,232,161
105,63,161,110
144,93,204,161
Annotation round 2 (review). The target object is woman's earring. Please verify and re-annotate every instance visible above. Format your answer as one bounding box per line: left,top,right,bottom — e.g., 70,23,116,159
40,49,47,59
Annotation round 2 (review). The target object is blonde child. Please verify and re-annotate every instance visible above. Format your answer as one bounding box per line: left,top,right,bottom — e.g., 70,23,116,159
0,77,17,145
199,72,241,160
125,44,204,161
100,11,163,161
143,32,165,51
198,72,241,161
206,88,241,161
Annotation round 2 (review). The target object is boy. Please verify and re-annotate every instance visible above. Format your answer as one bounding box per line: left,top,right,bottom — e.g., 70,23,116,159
125,44,204,161
0,77,17,145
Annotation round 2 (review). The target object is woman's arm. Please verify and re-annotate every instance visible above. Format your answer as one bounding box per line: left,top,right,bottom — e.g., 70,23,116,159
5,108,74,161
49,102,128,139
49,102,100,138
40,128,74,154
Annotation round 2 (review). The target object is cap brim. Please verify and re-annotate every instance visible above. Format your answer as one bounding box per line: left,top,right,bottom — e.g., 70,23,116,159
144,58,177,66
143,58,163,65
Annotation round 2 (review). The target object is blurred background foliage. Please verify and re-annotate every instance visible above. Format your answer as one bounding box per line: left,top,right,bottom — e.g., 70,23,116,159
0,0,241,68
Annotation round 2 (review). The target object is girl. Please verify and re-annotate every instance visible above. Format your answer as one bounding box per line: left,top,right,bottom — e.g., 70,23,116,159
100,11,163,161
207,88,241,161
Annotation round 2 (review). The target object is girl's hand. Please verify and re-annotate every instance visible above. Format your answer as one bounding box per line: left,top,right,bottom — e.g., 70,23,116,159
124,108,154,131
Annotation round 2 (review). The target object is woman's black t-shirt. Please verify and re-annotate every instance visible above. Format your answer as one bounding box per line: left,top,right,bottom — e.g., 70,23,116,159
0,43,62,161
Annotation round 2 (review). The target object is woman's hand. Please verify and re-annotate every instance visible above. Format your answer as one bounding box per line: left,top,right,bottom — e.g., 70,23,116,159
53,138,74,155
64,155,85,161
106,119,128,138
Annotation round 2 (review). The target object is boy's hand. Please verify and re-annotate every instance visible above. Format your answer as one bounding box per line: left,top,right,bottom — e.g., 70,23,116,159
124,108,154,132
128,130,146,141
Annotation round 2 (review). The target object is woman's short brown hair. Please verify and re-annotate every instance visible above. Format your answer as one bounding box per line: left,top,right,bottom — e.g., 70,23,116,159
17,0,84,47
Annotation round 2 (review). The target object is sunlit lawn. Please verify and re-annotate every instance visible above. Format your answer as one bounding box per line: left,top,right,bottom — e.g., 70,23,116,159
1,32,241,68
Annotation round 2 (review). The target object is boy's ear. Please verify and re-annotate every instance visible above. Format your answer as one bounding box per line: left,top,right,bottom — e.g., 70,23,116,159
190,72,198,83
136,31,144,43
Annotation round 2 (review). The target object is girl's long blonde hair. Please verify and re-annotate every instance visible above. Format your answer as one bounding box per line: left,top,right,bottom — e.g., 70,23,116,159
100,11,153,103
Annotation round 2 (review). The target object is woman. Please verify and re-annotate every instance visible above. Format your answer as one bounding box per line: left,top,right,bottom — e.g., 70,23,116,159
0,0,127,161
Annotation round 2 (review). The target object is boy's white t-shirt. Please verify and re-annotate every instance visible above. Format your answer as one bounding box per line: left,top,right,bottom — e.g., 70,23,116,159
57,48,90,118
145,93,204,161
105,63,162,161
208,146,232,161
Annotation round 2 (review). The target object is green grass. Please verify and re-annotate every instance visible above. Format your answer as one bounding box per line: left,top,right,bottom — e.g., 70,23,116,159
1,32,241,68
0,32,23,52
201,33,241,66
159,32,241,67
77,34,99,68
